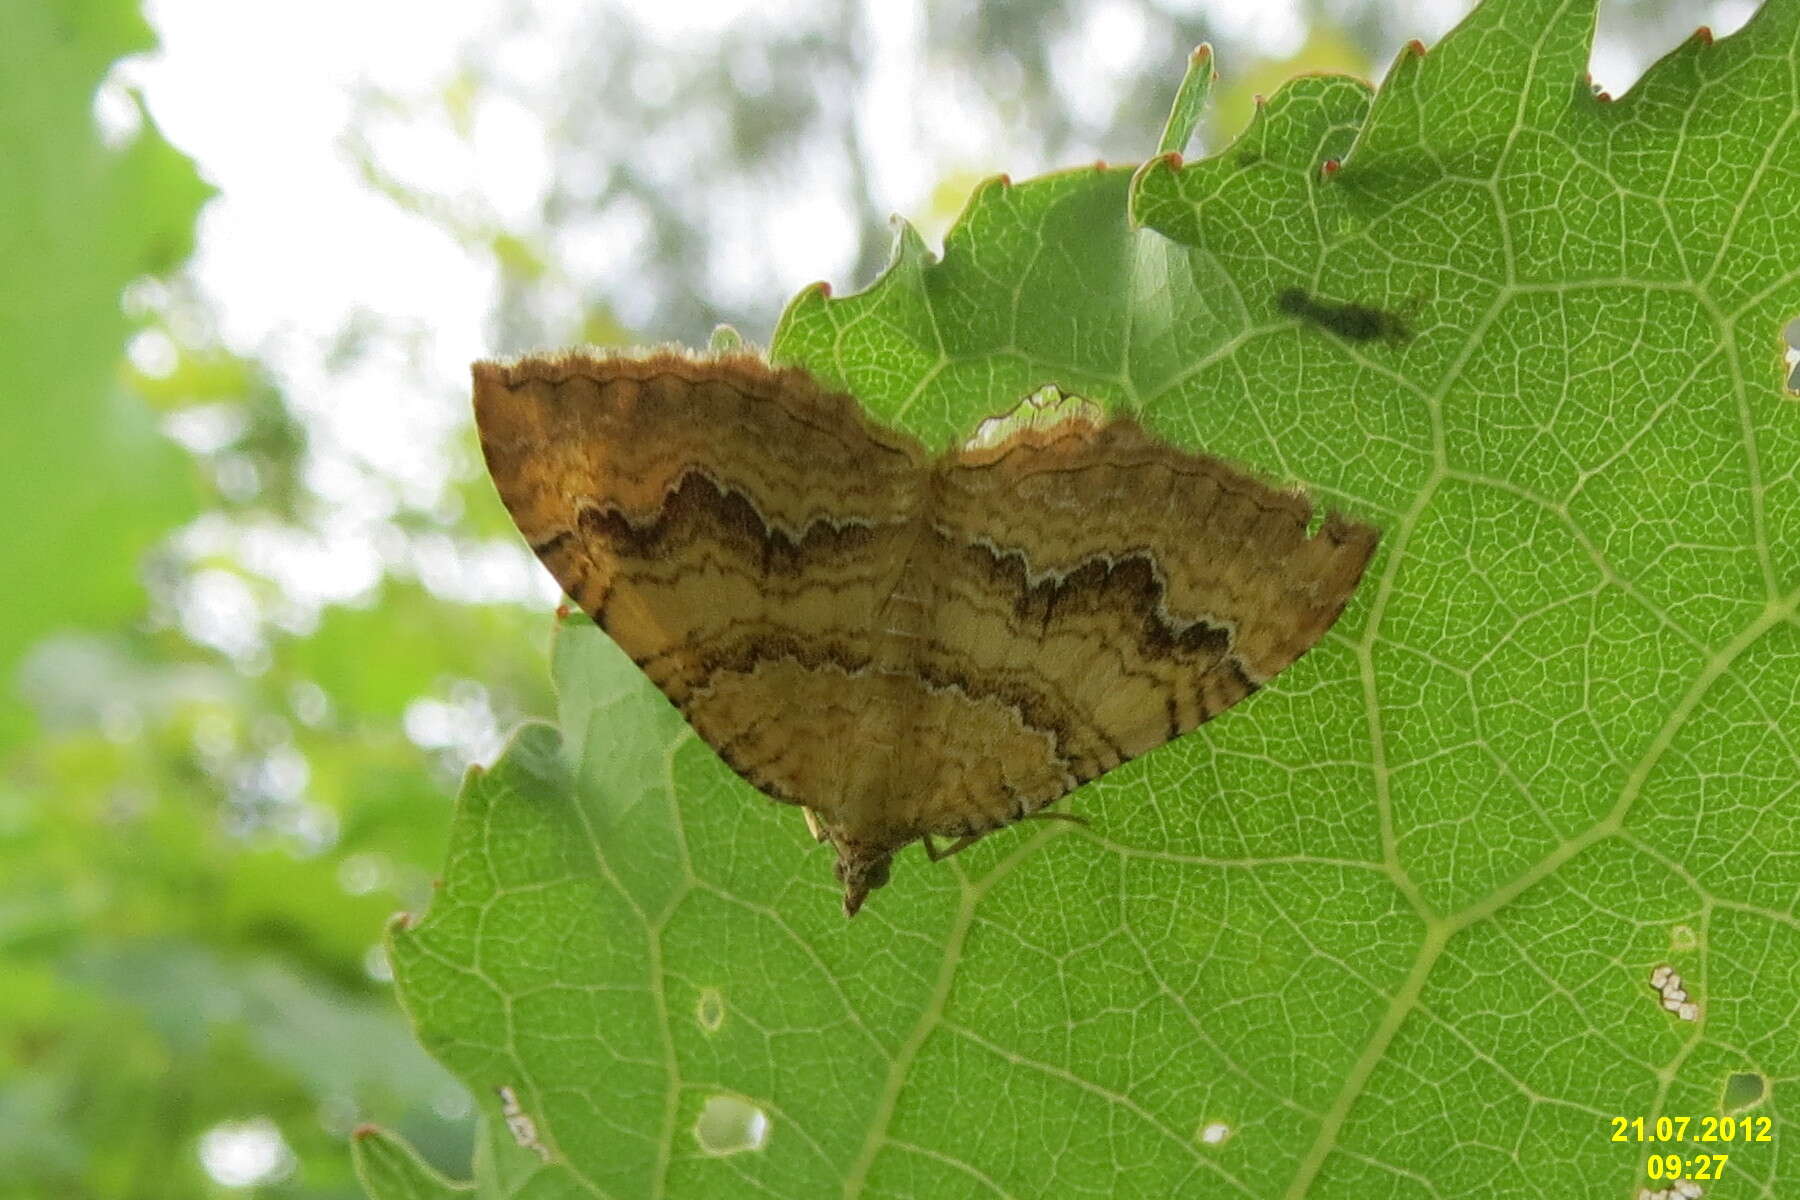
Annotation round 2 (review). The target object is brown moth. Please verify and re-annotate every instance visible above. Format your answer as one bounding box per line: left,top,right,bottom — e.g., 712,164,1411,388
473,350,1378,917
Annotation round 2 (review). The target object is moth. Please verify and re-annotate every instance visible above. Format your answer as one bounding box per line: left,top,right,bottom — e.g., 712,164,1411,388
473,350,1377,916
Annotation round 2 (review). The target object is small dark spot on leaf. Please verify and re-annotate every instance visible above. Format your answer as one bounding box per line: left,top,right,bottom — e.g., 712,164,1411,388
1277,288,1411,345
696,987,725,1032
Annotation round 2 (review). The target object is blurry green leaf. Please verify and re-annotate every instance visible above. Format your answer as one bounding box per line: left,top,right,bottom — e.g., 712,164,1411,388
371,1,1800,1196
1205,22,1372,150
2,936,472,1199
287,584,552,723
354,1125,472,1200
0,0,211,739
489,233,547,283
3,611,493,1196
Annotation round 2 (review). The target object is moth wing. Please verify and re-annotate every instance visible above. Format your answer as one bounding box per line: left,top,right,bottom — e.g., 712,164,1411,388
899,414,1378,838
473,352,928,816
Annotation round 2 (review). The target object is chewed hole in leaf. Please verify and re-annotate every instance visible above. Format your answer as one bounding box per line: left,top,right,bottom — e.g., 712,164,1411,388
695,987,725,1033
1784,315,1799,393
963,385,1105,450
694,1095,770,1156
1198,1120,1232,1145
1722,1071,1767,1112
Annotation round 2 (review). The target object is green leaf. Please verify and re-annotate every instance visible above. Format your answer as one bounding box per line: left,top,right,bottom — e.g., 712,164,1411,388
371,1,1800,1195
353,1125,473,1199
1156,43,1216,156
0,0,211,741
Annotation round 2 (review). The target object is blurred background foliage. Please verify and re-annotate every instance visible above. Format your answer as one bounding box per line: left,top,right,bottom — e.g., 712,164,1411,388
0,0,1756,1195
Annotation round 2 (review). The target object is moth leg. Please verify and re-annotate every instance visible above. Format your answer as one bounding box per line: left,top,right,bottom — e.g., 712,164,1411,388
922,832,985,863
803,808,830,844
1024,810,1089,827
922,811,1089,863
